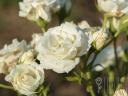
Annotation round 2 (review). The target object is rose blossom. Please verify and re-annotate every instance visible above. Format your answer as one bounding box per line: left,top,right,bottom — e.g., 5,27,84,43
0,39,28,74
19,0,52,22
19,0,71,22
35,22,90,73
89,28,108,50
5,64,44,96
97,0,128,16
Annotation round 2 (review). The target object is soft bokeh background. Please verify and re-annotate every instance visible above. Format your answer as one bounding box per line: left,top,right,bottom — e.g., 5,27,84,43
0,0,127,96
0,0,101,48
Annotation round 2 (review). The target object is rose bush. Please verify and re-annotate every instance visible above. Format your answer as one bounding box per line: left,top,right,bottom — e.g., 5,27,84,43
0,0,128,96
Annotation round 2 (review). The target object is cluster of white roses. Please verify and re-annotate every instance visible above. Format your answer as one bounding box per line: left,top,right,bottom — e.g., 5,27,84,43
0,39,43,96
0,20,110,95
0,0,128,96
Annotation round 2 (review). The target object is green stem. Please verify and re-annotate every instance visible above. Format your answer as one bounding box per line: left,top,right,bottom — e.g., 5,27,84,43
102,15,108,32
0,84,14,90
89,86,96,96
108,71,114,96
116,77,125,90
0,84,21,96
36,19,48,32
43,93,47,96
88,51,98,68
113,37,118,66
83,47,95,71
83,72,96,96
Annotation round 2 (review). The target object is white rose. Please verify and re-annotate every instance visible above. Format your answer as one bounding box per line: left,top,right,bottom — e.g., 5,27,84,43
19,0,53,22
5,64,44,96
19,0,71,22
113,89,127,96
35,22,90,73
89,29,108,50
90,46,124,71
0,39,28,74
97,0,128,16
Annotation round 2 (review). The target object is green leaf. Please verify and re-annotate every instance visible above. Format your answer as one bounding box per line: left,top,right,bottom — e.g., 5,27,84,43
119,15,128,32
36,18,48,32
66,76,82,84
66,76,80,81
37,85,50,96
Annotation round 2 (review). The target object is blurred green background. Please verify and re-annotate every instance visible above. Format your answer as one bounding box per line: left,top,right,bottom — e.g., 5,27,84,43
0,0,18,7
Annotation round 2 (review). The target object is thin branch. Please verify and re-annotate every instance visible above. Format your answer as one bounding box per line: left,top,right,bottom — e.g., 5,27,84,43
0,84,14,90
88,38,114,69
113,37,118,65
